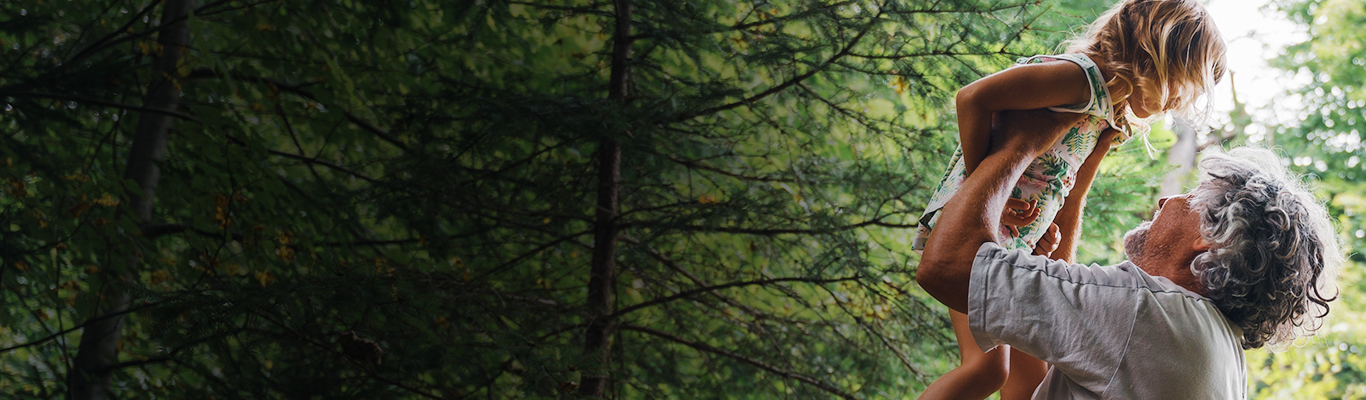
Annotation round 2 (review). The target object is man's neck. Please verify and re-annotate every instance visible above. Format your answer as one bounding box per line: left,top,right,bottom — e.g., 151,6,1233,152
1146,258,1207,297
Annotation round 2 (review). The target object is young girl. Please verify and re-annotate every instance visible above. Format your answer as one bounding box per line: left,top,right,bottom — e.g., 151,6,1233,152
912,1,1227,399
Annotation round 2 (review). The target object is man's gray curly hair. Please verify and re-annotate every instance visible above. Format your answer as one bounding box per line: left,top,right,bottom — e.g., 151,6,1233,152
1188,147,1342,350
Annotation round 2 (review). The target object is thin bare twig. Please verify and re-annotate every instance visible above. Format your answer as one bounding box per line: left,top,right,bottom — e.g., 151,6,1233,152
624,217,915,236
0,302,162,354
611,275,859,319
620,324,857,400
187,69,410,152
3,92,201,123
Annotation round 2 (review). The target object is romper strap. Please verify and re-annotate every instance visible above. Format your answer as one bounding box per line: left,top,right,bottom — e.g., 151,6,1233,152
1023,54,1099,115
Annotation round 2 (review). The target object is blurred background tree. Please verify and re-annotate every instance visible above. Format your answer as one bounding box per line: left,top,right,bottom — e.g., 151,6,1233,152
1238,0,1366,398
0,0,1347,399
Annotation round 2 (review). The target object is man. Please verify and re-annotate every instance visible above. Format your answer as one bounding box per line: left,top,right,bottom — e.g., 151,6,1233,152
916,110,1341,399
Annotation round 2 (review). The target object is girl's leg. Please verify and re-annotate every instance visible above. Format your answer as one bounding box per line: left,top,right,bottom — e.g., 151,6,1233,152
1001,347,1047,400
917,310,1009,400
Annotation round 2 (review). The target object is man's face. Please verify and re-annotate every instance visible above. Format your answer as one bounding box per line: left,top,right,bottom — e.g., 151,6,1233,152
1123,194,1204,271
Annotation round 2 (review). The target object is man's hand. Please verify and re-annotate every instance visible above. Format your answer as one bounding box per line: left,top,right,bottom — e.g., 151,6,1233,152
1033,223,1061,257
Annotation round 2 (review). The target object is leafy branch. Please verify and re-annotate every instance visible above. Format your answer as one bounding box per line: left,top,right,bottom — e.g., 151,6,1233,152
610,275,859,319
620,324,858,400
669,1,886,122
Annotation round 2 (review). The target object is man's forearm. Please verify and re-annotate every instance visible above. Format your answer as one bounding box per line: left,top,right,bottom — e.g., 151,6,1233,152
918,139,1039,312
916,110,1085,312
1051,132,1114,263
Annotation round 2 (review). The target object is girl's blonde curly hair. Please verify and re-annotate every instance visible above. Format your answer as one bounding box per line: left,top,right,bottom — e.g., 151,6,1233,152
1066,0,1227,126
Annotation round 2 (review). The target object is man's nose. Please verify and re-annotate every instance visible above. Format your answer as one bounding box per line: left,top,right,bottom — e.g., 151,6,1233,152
1157,195,1177,209
1157,194,1190,210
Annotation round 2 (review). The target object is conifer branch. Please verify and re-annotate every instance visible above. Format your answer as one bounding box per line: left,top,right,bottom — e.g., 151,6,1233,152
496,293,576,311
505,0,612,16
145,223,419,248
663,155,798,183
672,5,884,122
625,217,915,236
252,312,447,400
0,303,160,354
720,0,857,34
317,238,422,247
2,92,202,123
614,200,697,219
618,236,770,317
100,357,174,373
141,224,244,241
62,0,165,67
797,82,871,124
611,276,859,319
474,228,596,282
845,49,1008,60
216,129,383,184
821,286,927,379
266,148,381,184
194,0,276,17
275,102,327,183
886,2,1032,15
454,142,571,187
186,69,410,152
620,324,858,400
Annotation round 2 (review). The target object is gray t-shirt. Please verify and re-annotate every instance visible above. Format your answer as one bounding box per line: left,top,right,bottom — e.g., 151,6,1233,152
968,242,1247,399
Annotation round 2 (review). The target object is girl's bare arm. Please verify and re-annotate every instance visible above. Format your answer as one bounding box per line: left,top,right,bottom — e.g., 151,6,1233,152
1050,128,1121,263
956,61,1092,176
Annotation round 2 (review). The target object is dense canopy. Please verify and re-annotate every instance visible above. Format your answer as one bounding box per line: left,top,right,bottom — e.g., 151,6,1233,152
1,0,1362,398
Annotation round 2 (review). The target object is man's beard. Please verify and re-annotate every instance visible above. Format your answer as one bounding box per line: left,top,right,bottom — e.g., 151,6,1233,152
1122,220,1153,263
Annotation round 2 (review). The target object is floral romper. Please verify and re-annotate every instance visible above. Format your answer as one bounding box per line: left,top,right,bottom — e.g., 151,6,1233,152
912,53,1141,252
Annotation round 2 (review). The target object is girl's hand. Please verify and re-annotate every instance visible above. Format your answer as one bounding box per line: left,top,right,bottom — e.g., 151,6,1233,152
1001,198,1040,237
1097,128,1122,150
1033,223,1061,257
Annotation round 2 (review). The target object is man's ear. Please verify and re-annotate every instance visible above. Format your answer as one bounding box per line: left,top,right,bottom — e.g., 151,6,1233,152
1191,237,1213,252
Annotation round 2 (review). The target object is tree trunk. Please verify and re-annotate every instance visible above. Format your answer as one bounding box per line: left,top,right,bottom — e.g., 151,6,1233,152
69,1,193,398
1159,117,1198,198
580,0,631,397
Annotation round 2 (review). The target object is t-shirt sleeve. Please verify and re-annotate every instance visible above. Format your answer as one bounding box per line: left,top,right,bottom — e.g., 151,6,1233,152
966,242,1143,390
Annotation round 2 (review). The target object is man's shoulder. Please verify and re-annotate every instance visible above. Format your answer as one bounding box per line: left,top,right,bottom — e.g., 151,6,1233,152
975,241,1229,321
972,242,1152,290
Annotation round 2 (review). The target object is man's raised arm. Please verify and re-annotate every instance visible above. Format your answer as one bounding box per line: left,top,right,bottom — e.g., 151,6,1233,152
915,110,1086,312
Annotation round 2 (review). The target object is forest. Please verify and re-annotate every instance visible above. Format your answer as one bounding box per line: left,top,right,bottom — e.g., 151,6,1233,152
1,0,1364,398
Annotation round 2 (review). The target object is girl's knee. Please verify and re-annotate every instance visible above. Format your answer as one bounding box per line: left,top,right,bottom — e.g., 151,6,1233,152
960,347,1010,389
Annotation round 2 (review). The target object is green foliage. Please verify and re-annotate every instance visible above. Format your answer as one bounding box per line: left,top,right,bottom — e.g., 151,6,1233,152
1245,254,1366,399
1221,0,1366,398
0,0,1216,398
1145,0,1366,398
